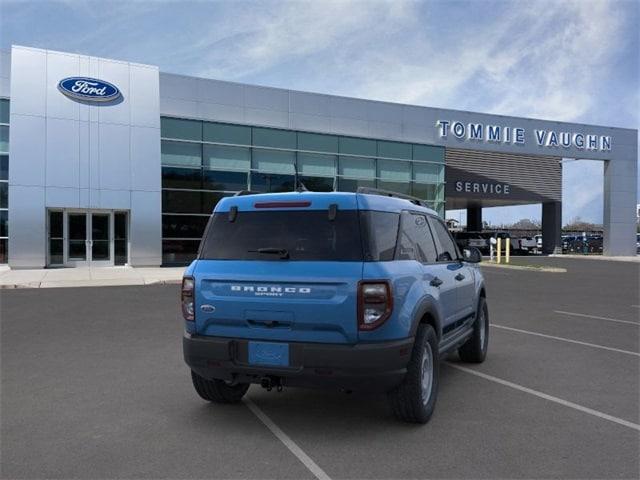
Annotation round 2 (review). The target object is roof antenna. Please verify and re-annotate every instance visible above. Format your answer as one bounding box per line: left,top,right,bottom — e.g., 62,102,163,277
293,160,308,192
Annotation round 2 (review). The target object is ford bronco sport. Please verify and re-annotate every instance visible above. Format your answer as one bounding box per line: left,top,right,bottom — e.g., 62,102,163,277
182,189,488,423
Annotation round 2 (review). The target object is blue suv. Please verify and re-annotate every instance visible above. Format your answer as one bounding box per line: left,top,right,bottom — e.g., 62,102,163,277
182,189,488,423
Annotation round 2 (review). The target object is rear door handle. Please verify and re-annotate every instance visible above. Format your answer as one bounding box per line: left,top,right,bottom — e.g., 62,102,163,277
430,277,443,287
455,273,465,281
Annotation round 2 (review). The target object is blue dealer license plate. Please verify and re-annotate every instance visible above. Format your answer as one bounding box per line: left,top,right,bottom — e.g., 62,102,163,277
248,341,290,367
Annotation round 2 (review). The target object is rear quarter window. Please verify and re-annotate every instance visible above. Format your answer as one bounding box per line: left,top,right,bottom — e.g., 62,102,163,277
397,212,438,263
360,211,400,261
428,216,460,262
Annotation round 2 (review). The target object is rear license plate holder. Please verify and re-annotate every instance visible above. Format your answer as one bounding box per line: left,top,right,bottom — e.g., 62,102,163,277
248,341,290,367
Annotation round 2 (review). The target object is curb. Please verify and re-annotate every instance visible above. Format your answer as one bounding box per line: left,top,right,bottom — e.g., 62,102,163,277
550,254,640,263
0,278,183,289
480,262,567,273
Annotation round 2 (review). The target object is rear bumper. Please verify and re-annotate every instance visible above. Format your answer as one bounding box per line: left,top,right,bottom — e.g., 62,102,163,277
183,333,414,392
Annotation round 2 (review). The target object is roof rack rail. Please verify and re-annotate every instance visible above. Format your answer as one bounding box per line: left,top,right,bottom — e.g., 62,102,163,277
356,187,430,208
234,190,259,196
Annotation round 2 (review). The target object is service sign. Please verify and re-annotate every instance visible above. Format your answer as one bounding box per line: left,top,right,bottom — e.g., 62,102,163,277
454,180,511,196
58,77,121,102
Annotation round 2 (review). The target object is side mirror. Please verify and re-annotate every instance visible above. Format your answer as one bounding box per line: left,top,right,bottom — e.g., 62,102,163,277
462,247,482,263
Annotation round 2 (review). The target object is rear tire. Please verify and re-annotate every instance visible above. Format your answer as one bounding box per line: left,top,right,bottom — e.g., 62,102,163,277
191,371,250,404
388,324,439,424
458,297,489,363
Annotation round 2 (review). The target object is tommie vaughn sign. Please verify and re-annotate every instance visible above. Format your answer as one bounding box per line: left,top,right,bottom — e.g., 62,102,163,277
58,77,121,102
436,120,612,152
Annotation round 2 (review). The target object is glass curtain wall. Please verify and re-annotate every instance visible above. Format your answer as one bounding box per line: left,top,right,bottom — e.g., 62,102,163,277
0,99,9,264
160,117,445,265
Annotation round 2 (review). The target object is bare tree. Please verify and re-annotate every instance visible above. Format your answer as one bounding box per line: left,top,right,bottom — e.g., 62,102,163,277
510,218,541,230
563,216,602,232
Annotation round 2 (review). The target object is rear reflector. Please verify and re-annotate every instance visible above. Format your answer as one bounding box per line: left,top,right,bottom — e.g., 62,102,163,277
254,201,311,208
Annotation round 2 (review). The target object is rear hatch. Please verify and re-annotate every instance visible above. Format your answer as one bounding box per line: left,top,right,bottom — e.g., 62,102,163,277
193,194,362,344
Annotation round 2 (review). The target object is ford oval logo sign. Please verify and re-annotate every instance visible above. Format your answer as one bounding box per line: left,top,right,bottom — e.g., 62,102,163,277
58,77,121,102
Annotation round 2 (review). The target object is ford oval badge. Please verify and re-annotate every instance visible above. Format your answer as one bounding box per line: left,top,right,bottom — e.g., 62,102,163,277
58,77,121,102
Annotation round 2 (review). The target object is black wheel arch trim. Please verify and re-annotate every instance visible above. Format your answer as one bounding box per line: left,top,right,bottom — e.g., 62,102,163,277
410,298,443,340
478,281,487,299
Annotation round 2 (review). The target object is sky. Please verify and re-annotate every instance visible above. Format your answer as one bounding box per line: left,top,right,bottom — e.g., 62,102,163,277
1,0,638,225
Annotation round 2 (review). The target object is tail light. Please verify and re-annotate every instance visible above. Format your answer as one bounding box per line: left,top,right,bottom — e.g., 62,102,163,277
358,281,393,331
181,277,195,321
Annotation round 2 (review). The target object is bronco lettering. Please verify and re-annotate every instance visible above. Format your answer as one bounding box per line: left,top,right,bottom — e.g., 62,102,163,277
230,285,311,294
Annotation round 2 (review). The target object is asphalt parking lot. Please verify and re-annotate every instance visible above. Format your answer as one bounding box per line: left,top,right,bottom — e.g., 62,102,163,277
1,257,639,479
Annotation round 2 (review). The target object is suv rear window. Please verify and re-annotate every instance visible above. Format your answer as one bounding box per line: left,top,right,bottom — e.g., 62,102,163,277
199,210,363,261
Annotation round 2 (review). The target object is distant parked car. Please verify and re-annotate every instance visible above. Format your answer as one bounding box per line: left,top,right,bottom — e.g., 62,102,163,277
534,234,543,254
452,231,488,253
564,235,603,254
518,237,537,254
562,235,578,253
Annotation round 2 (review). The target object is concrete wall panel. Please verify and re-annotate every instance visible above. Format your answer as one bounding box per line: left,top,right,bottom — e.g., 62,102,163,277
198,78,244,106
78,121,90,189
244,107,288,128
129,190,161,266
131,126,161,191
8,114,45,186
161,73,199,101
329,96,368,120
45,51,80,121
98,122,130,191
245,86,288,111
97,60,130,125
46,117,80,188
8,185,46,267
366,101,403,123
10,47,46,116
329,116,369,137
290,91,329,117
46,186,79,208
603,155,638,256
130,65,160,128
290,113,331,132
369,120,402,139
197,102,244,124
99,189,130,210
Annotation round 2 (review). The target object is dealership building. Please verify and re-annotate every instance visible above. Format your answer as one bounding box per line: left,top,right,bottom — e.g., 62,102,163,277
0,45,637,268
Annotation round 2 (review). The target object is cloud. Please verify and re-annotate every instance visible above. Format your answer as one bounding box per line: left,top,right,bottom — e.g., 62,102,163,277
1,0,636,224
343,0,629,122
186,0,634,130
561,160,604,224
166,1,411,80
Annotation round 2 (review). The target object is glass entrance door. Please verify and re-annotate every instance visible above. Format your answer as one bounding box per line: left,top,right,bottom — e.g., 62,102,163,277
90,213,111,266
47,210,129,267
67,212,88,266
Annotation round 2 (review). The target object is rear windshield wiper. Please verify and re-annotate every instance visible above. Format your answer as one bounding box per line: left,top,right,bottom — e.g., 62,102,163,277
248,247,290,259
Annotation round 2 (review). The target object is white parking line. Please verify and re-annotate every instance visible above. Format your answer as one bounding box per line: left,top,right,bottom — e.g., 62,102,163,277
554,310,640,326
447,364,640,432
244,397,331,480
491,324,640,357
